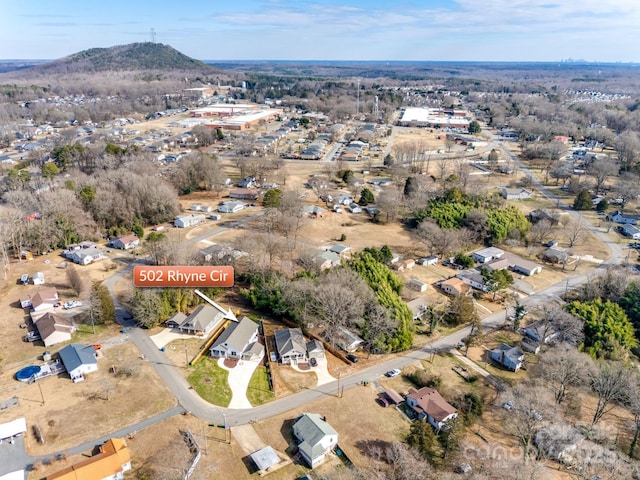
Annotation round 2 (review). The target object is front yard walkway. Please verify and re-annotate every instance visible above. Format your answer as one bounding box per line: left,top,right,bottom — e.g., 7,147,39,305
218,357,261,409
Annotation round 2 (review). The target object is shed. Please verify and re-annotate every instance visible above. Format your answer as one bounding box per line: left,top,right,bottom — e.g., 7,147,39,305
32,272,45,285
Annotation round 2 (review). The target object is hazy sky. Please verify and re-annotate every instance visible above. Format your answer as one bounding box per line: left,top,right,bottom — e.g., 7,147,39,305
1,0,638,62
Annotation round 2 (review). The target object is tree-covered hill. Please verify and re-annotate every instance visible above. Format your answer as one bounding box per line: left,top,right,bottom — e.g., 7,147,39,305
23,42,214,74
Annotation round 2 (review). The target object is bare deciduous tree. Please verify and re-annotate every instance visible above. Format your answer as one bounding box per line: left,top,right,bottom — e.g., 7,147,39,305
590,361,632,425
538,346,593,404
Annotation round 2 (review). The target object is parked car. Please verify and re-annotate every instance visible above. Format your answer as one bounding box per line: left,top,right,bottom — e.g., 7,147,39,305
63,301,82,310
385,369,401,377
309,357,318,367
376,397,389,408
346,354,358,363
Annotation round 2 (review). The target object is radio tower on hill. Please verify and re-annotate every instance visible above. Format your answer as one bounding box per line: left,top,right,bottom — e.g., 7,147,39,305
150,28,157,43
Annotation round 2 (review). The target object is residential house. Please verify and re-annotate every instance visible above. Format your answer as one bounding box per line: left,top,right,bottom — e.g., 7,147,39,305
408,278,428,293
405,387,457,430
58,343,98,382
302,205,328,218
348,203,362,214
28,287,59,312
174,214,206,228
306,340,325,359
504,253,543,276
275,328,308,364
607,210,640,225
528,209,559,225
396,259,415,271
501,187,532,200
65,247,104,265
164,312,187,329
292,413,339,469
490,343,525,371
620,224,640,240
522,321,558,344
328,245,351,257
200,243,247,263
315,251,341,270
406,297,428,321
418,256,438,266
229,189,259,201
471,247,505,264
176,305,225,336
45,438,131,480
483,257,510,272
439,278,471,296
337,195,353,205
32,272,45,285
218,201,246,214
542,247,569,264
237,176,256,188
335,327,364,352
209,316,263,360
456,270,488,292
35,312,75,347
109,234,139,250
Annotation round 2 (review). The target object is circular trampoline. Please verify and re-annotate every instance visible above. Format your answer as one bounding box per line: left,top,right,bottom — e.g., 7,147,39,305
16,365,41,382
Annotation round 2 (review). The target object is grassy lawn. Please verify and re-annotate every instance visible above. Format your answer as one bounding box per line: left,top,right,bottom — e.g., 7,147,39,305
187,357,232,406
247,365,275,406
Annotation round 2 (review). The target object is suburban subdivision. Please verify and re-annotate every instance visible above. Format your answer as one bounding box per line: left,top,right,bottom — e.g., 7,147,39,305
1,39,640,480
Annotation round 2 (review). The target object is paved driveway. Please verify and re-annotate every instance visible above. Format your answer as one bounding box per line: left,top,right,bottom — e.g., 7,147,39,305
218,358,260,409
0,436,30,479
149,328,194,349
291,356,336,386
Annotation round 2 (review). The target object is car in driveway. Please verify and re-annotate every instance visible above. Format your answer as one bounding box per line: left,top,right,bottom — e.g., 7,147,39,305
346,353,358,363
385,369,401,377
309,357,318,367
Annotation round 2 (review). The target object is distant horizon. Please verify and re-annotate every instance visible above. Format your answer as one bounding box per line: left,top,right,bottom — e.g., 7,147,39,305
1,55,638,66
1,1,638,63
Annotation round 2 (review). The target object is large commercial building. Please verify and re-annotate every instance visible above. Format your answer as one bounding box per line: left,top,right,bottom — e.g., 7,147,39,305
398,107,471,129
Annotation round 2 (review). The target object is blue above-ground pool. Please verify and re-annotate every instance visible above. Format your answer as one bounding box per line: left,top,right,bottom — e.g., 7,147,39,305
16,365,41,382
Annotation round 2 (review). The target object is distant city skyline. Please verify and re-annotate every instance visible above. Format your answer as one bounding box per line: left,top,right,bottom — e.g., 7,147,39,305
1,0,638,62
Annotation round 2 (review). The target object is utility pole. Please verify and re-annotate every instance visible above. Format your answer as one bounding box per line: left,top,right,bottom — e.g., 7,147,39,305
185,345,189,366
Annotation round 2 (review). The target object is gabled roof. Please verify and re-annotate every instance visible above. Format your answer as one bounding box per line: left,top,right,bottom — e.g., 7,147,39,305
166,311,187,326
472,247,505,259
211,316,257,353
306,339,325,354
115,234,138,244
58,344,97,373
45,438,130,480
329,244,351,254
407,387,456,422
492,343,524,363
30,287,59,308
181,304,223,332
275,328,307,357
36,312,73,339
293,413,338,460
440,277,470,294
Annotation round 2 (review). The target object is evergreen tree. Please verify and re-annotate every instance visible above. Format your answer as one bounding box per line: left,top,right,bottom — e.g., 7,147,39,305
574,189,594,210
358,187,375,206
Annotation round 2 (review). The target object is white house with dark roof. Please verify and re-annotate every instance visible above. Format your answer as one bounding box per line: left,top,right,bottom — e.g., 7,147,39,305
292,413,338,468
209,316,262,360
490,343,525,371
620,224,640,240
177,304,225,336
607,210,640,225
58,344,98,382
456,270,488,292
274,328,307,364
65,246,104,265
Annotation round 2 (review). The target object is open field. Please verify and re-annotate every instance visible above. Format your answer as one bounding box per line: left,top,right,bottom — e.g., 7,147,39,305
2,342,176,458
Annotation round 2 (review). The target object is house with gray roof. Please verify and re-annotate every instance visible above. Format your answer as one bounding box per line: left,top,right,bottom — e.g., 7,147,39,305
306,339,325,359
315,250,341,270
177,305,225,336
210,316,262,360
292,413,338,468
456,270,488,292
58,344,98,382
471,247,505,264
490,343,524,371
275,328,307,364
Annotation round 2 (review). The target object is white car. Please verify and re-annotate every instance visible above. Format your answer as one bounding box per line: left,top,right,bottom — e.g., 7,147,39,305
385,369,401,377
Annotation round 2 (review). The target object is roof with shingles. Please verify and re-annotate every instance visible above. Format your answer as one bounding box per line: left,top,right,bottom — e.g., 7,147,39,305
293,413,337,462
211,316,257,353
275,328,307,357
